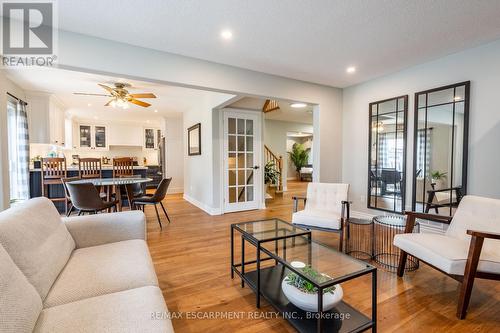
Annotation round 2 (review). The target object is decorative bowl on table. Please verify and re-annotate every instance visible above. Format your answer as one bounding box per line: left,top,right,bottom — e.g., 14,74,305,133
281,262,343,312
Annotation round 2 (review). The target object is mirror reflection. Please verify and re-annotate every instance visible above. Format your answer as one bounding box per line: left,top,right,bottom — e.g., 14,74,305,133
413,82,469,216
368,96,408,213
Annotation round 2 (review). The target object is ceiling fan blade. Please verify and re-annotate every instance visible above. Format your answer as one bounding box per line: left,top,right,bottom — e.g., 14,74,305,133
98,84,115,94
128,93,156,99
104,99,113,107
73,92,112,97
128,99,151,107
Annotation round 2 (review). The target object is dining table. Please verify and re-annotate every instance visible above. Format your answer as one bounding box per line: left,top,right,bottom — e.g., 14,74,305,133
70,177,153,212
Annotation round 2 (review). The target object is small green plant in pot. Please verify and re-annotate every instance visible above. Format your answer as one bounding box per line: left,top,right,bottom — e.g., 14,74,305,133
430,170,447,188
281,264,343,312
264,161,280,197
288,143,309,180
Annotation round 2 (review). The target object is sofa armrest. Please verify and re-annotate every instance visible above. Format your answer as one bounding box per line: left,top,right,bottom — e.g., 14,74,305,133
63,211,146,249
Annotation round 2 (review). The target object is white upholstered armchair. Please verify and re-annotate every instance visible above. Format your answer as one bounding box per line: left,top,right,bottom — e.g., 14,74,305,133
292,183,350,251
394,195,500,319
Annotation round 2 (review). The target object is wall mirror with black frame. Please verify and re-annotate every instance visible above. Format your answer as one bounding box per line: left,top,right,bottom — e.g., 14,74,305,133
368,95,408,213
412,81,470,216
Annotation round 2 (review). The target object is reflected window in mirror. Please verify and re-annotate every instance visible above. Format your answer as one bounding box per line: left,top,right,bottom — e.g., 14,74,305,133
368,96,408,213
412,81,470,216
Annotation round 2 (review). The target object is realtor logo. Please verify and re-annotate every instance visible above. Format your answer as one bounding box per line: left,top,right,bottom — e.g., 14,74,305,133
1,1,57,66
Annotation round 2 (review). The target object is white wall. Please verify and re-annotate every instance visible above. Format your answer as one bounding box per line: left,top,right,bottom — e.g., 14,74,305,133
182,93,235,213
164,116,184,193
343,39,500,216
0,72,27,210
264,120,313,189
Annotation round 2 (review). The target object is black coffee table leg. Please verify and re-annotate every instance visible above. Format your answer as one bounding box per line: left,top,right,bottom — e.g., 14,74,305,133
241,235,245,288
256,242,261,308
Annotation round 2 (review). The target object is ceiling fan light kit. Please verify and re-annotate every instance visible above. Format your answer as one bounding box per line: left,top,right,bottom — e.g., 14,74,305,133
74,82,157,109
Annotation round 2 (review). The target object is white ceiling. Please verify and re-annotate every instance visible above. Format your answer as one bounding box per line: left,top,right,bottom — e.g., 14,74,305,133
5,67,228,123
56,0,500,87
227,97,313,124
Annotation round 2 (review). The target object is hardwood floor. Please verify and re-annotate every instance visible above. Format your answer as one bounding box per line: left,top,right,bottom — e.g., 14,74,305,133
145,180,500,332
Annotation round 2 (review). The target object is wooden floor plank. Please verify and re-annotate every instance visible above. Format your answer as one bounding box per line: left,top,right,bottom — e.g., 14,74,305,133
144,180,500,332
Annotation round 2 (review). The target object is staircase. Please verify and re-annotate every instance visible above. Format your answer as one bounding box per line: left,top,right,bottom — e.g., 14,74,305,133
264,145,283,195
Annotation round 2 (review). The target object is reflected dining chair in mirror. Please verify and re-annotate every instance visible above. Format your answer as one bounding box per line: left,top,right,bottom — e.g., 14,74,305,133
368,95,408,213
412,81,470,216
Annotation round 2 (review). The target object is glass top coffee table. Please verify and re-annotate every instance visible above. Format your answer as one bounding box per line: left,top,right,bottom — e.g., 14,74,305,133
231,218,377,333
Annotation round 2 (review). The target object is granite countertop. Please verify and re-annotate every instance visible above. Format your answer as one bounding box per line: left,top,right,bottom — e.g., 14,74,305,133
30,165,148,171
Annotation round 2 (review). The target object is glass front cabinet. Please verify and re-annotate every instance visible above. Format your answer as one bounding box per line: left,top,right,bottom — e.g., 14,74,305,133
78,124,108,150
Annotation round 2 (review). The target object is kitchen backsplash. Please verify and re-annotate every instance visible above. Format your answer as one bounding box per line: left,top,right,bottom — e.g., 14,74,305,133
30,144,159,166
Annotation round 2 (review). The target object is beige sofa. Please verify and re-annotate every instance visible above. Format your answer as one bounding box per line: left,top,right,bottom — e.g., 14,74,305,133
0,197,174,333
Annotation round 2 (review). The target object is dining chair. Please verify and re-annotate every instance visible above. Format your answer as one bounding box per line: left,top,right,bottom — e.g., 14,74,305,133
112,157,134,177
133,178,172,229
117,174,146,210
61,177,81,217
79,157,102,179
65,182,118,215
41,157,68,212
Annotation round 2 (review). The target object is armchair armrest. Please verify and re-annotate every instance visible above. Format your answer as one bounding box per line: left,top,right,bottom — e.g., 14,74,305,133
292,196,307,213
403,211,453,233
467,230,500,240
341,201,352,220
63,211,146,249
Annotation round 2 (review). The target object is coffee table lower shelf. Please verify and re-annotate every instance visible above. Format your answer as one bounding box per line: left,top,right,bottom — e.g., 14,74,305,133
243,264,373,333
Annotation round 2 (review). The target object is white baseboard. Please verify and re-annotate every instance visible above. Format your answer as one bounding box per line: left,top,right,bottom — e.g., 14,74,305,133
167,187,184,194
183,193,222,216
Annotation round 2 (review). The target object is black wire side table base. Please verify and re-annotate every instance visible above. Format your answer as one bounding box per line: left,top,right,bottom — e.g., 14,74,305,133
345,217,373,261
373,215,419,272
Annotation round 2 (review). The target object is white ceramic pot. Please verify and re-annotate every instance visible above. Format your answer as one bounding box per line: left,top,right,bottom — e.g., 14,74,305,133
281,278,343,312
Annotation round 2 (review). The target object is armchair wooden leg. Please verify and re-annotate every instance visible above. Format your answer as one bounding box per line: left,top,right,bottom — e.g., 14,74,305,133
338,228,344,252
457,235,484,319
397,250,408,277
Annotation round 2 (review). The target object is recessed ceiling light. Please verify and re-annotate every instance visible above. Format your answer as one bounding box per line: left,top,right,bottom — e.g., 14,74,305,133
221,29,233,40
87,103,92,107
154,109,158,113
346,66,356,74
290,102,307,108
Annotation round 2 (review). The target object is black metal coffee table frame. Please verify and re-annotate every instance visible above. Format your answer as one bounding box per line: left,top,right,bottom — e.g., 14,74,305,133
231,219,377,333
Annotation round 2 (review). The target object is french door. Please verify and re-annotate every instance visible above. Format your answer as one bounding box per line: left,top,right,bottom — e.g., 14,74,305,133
223,110,262,212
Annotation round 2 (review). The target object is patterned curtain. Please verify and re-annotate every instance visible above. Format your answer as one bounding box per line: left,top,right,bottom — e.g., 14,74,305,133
378,133,388,168
416,129,432,178
7,99,30,202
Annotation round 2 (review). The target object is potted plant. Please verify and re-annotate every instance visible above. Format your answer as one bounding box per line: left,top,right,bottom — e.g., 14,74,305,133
288,143,309,180
430,170,447,189
281,264,343,312
264,161,280,197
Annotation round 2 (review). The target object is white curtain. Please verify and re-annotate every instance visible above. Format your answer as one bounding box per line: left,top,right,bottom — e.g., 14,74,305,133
7,97,30,203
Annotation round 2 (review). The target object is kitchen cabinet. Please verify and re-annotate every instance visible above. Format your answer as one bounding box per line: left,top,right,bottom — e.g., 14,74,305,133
78,124,108,150
27,94,66,145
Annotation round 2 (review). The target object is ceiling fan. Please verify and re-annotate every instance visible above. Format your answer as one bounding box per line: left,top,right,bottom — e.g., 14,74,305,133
74,83,156,109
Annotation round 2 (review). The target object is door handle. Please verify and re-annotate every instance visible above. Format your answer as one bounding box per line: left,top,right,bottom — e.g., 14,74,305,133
253,166,260,170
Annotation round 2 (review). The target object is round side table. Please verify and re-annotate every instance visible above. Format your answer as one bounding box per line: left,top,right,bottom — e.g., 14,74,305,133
346,217,373,261
373,215,419,271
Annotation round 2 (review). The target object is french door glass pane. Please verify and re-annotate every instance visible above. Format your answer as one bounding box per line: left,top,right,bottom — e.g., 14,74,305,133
228,118,236,134
237,119,245,134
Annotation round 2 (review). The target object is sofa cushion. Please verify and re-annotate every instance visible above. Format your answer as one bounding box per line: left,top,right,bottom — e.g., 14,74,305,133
446,195,500,255
292,209,342,230
34,286,173,333
44,239,158,308
0,245,43,333
0,197,75,300
394,233,500,275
